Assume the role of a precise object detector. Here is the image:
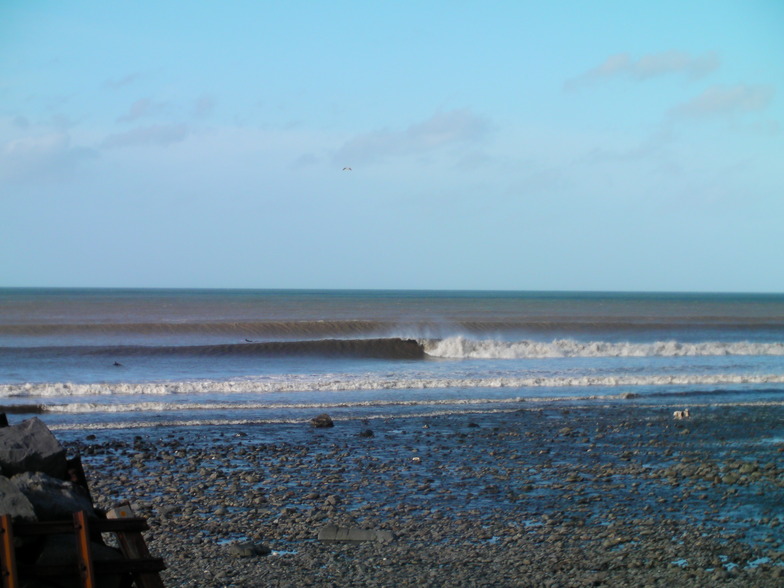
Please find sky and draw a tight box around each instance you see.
[1,1,783,292]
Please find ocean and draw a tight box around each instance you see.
[1,288,783,430]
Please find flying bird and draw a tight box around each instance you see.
[342,167,352,171]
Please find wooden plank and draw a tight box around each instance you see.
[73,511,96,588]
[106,508,165,588]
[13,518,150,536]
[18,559,165,577]
[95,559,166,574]
[0,515,19,588]
[92,519,151,533]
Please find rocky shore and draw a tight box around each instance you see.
[59,404,784,586]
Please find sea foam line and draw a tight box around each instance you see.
[43,399,784,431]
[422,337,784,359]
[39,397,536,413]
[3,373,784,398]
[26,389,761,414]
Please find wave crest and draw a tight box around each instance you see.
[422,337,784,359]
[4,372,784,399]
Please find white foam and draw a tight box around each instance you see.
[4,372,784,399]
[421,337,784,359]
[42,397,532,413]
[41,399,784,430]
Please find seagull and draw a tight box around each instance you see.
[342,167,352,171]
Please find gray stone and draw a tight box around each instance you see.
[317,524,394,544]
[0,475,37,522]
[226,542,272,557]
[11,471,95,521]
[310,413,334,428]
[0,418,67,479]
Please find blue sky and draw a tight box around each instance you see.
[1,1,782,292]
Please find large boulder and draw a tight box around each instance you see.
[0,418,67,479]
[310,413,334,428]
[0,475,37,522]
[11,472,95,521]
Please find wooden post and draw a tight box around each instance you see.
[73,511,96,588]
[106,507,165,588]
[0,515,19,588]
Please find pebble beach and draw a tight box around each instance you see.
[59,403,784,587]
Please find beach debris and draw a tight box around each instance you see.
[317,524,393,544]
[673,409,690,420]
[411,456,422,464]
[310,413,334,428]
[358,429,374,438]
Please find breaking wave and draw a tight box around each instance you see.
[4,372,784,399]
[422,337,784,359]
[5,337,782,363]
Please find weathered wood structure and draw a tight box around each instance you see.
[0,414,165,587]
[0,509,165,588]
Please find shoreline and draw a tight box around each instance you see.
[61,405,784,586]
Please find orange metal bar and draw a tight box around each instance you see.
[73,511,95,588]
[0,515,19,588]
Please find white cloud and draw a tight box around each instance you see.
[335,109,490,165]
[116,98,170,123]
[565,51,719,90]
[671,84,774,117]
[0,132,97,183]
[102,124,189,148]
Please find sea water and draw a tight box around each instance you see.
[1,288,783,430]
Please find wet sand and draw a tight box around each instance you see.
[63,404,784,586]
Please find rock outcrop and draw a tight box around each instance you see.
[11,471,95,520]
[0,417,67,479]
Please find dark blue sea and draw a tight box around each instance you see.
[1,288,783,431]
